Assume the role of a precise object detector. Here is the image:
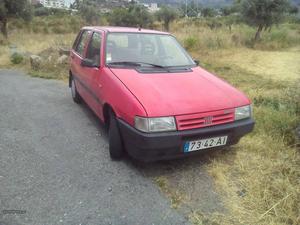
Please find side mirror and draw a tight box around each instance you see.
[81,58,98,67]
[194,59,200,66]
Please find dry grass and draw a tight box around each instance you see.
[172,19,300,51]
[213,47,300,82]
[0,32,76,80]
[200,136,300,225]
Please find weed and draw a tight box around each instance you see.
[10,53,24,64]
[154,176,185,209]
[184,36,199,51]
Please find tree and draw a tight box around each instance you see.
[201,7,217,17]
[0,0,33,38]
[288,5,299,15]
[220,5,238,16]
[155,6,178,31]
[179,0,201,17]
[108,5,152,28]
[80,4,101,24]
[72,0,102,24]
[240,0,290,41]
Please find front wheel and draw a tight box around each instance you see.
[108,112,124,160]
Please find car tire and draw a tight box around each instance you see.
[71,76,81,104]
[108,111,124,160]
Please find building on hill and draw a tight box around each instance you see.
[28,0,41,5]
[36,0,67,9]
[142,3,159,12]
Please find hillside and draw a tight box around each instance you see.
[140,0,300,7]
[140,0,233,7]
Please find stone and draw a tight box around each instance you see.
[57,55,68,64]
[30,55,42,70]
[59,47,70,56]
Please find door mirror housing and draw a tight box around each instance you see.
[81,58,98,67]
[194,59,200,66]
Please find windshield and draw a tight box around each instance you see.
[106,32,195,67]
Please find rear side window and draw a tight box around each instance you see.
[75,30,90,56]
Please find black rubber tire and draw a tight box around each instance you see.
[70,76,81,104]
[108,112,124,160]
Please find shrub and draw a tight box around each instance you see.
[10,19,25,29]
[52,26,66,34]
[10,53,24,64]
[184,36,198,51]
[34,7,51,16]
[43,26,49,34]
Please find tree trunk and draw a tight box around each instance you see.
[164,20,170,31]
[0,18,8,39]
[254,25,263,42]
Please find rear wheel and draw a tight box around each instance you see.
[108,111,124,160]
[71,76,81,104]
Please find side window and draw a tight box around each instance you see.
[72,31,82,49]
[75,30,90,56]
[86,32,102,67]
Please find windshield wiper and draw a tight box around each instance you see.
[136,62,166,68]
[107,61,141,67]
[107,61,166,69]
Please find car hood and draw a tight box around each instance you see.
[110,67,250,117]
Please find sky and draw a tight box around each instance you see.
[65,0,75,6]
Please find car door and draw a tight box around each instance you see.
[81,31,104,119]
[70,29,92,103]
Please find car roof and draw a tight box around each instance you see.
[82,26,170,35]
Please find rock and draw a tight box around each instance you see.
[30,55,42,70]
[237,189,247,197]
[57,55,68,64]
[47,55,52,62]
[59,47,70,56]
[38,47,56,59]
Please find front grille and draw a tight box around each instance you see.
[176,109,235,131]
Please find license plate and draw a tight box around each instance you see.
[183,136,228,153]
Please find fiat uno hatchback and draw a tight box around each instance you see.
[69,26,255,161]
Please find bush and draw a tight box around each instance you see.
[34,7,51,16]
[10,53,24,64]
[108,5,153,28]
[183,36,198,51]
[10,19,25,29]
[52,26,66,34]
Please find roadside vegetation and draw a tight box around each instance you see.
[0,0,299,224]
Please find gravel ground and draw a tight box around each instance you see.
[0,70,191,225]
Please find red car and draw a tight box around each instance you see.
[69,26,254,161]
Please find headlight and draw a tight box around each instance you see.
[235,105,252,120]
[135,116,176,132]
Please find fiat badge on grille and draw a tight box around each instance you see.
[204,116,213,125]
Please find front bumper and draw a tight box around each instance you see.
[118,118,255,162]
